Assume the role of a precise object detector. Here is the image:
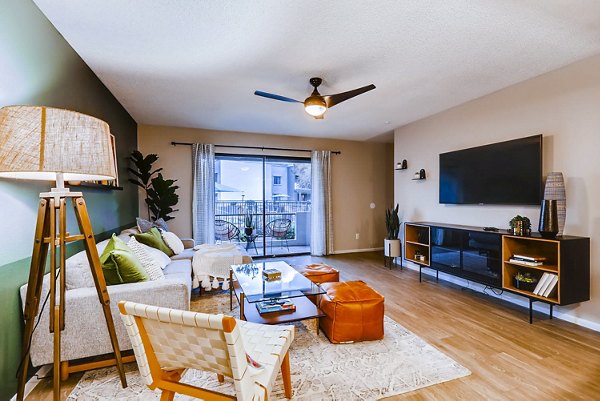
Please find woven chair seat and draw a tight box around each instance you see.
[119,301,294,401]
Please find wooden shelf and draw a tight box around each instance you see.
[404,223,431,267]
[67,182,123,191]
[502,235,590,308]
[503,284,559,304]
[504,261,558,273]
[405,240,429,247]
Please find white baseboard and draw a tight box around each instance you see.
[403,261,600,333]
[332,247,384,254]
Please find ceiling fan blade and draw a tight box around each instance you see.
[324,84,376,108]
[254,91,301,103]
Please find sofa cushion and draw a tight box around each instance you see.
[65,238,111,290]
[163,259,192,294]
[134,227,174,256]
[127,237,165,281]
[163,259,191,276]
[162,231,185,255]
[170,248,195,261]
[100,234,149,285]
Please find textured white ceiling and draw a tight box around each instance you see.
[33,1,600,142]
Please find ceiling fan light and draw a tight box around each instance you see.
[304,96,327,117]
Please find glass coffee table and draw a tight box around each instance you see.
[229,261,325,333]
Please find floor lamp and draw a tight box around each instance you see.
[0,106,127,400]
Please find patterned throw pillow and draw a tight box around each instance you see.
[138,242,171,269]
[136,217,169,233]
[127,237,165,281]
[161,231,185,255]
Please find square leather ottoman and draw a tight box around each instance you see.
[319,281,384,343]
[296,263,340,284]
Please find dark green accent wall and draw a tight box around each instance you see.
[0,1,138,399]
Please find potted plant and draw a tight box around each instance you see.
[129,150,179,221]
[514,271,538,292]
[509,215,531,236]
[384,204,401,258]
[244,212,254,236]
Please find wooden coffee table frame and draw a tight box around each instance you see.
[229,268,325,334]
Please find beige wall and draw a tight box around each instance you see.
[394,54,600,327]
[138,125,393,252]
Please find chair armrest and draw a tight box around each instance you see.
[181,238,195,249]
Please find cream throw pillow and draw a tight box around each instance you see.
[162,231,185,255]
[127,237,165,281]
[138,241,171,269]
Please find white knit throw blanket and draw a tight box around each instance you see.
[192,244,246,290]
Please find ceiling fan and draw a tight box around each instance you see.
[254,77,376,119]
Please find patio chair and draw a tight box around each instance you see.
[215,219,241,242]
[118,301,294,401]
[266,218,291,251]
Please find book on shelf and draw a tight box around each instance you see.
[509,258,544,266]
[512,254,547,262]
[535,273,557,296]
[542,275,559,297]
[256,299,296,314]
[532,273,551,295]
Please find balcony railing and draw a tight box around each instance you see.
[215,200,311,244]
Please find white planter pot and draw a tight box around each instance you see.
[384,239,401,257]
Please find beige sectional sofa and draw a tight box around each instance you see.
[19,230,195,371]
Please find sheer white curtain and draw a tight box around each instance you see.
[311,150,333,255]
[192,144,215,245]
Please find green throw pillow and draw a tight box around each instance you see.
[133,227,174,256]
[100,234,149,285]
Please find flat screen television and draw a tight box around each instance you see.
[439,135,542,205]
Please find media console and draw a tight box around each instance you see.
[404,222,590,323]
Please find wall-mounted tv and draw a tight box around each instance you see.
[439,135,542,205]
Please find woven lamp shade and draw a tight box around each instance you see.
[0,105,116,181]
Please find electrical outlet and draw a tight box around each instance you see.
[355,233,360,240]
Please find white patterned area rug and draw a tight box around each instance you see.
[68,292,470,401]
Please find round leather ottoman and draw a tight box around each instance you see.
[296,263,340,284]
[319,281,384,344]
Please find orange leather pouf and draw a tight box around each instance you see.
[319,281,384,343]
[296,263,340,284]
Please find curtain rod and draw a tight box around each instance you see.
[170,141,341,155]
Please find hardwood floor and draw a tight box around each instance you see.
[27,251,600,400]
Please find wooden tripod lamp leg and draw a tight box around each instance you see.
[17,199,51,401]
[72,197,127,388]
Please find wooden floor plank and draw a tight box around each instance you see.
[26,251,600,400]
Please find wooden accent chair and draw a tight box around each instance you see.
[215,220,241,242]
[118,301,294,400]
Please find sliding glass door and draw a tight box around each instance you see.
[214,154,311,257]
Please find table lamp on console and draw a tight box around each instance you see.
[0,106,127,401]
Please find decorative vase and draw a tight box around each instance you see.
[244,227,253,236]
[384,239,401,257]
[543,172,566,235]
[539,199,559,239]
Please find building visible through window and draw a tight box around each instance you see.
[273,175,282,185]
